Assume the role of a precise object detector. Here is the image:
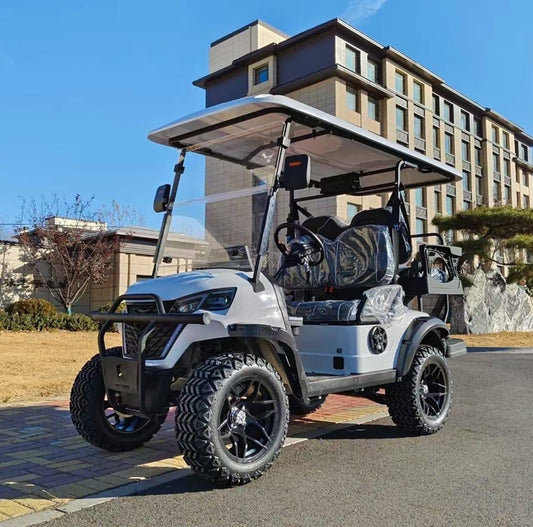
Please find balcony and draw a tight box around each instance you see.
[504,176,511,187]
[493,172,501,183]
[445,153,455,166]
[476,194,484,205]
[434,147,441,160]
[462,160,471,171]
[463,190,472,202]
[475,165,483,177]
[446,184,456,197]
[414,137,426,152]
[396,129,408,144]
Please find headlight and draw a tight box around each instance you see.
[170,288,236,314]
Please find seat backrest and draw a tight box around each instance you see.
[301,215,348,240]
[325,225,395,288]
[350,201,412,265]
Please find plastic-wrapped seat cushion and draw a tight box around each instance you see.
[287,300,360,323]
[325,225,395,288]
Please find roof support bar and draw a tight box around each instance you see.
[152,148,186,278]
[251,118,292,291]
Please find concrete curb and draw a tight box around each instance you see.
[0,410,390,527]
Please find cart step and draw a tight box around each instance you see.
[306,369,396,397]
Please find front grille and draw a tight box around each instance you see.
[123,301,180,359]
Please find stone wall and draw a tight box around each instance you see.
[450,270,533,334]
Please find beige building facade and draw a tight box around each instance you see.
[194,19,533,266]
[0,226,205,314]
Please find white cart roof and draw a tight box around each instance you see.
[148,94,460,193]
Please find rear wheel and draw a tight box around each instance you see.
[70,349,168,452]
[289,395,327,415]
[175,353,289,486]
[386,345,452,435]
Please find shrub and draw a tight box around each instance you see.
[0,310,10,330]
[60,313,98,332]
[6,298,58,317]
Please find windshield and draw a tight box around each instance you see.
[165,159,276,274]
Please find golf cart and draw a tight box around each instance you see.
[71,95,466,485]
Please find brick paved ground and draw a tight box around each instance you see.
[0,395,385,522]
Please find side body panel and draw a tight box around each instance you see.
[294,310,429,375]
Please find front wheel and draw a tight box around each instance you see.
[70,349,168,452]
[386,345,452,435]
[175,353,289,486]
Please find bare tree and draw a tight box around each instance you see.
[17,195,138,313]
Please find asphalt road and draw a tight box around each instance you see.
[44,351,532,527]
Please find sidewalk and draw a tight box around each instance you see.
[0,394,386,522]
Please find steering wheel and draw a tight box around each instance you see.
[273,222,325,267]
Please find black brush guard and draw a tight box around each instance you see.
[92,293,210,418]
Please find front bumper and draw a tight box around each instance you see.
[93,293,210,417]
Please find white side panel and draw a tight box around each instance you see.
[295,310,428,375]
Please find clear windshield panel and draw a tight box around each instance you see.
[167,158,274,273]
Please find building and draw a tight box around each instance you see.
[0,222,206,313]
[192,19,533,264]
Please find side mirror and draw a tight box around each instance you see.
[153,184,171,213]
[281,154,310,191]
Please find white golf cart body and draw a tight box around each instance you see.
[94,94,465,415]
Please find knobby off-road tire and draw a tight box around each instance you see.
[288,394,327,415]
[386,345,453,435]
[70,348,167,452]
[175,353,289,486]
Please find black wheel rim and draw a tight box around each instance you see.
[217,376,279,464]
[418,361,449,421]
[102,397,150,434]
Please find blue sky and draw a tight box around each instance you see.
[1,0,532,236]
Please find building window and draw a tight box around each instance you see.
[502,131,509,149]
[433,127,440,149]
[522,144,529,161]
[253,64,269,85]
[493,181,500,201]
[367,59,379,82]
[462,141,470,161]
[523,195,529,208]
[416,218,426,236]
[503,159,510,177]
[413,81,424,104]
[523,171,529,187]
[474,117,482,137]
[395,71,406,94]
[503,185,510,204]
[460,111,470,131]
[492,153,500,173]
[345,45,360,73]
[415,187,425,207]
[492,125,499,144]
[475,147,482,167]
[396,106,407,131]
[446,195,454,216]
[462,170,471,191]
[463,200,472,210]
[434,191,442,214]
[433,94,440,116]
[444,133,454,154]
[476,176,483,196]
[368,96,379,121]
[414,115,425,139]
[346,86,357,111]
[443,101,453,123]
[347,202,361,220]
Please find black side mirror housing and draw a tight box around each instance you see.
[281,154,310,191]
[153,184,171,213]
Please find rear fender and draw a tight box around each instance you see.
[396,317,449,379]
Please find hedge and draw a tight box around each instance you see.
[0,299,98,331]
